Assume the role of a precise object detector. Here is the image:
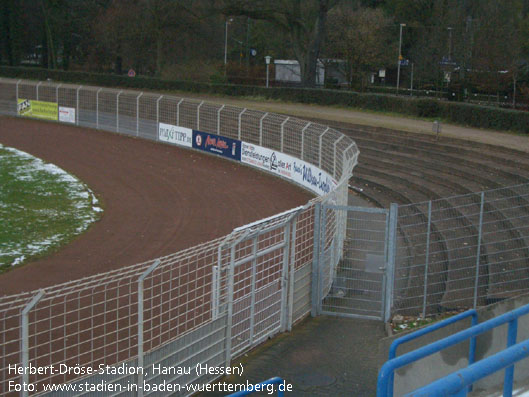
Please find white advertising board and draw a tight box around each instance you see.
[58,107,76,124]
[158,123,192,147]
[241,141,337,196]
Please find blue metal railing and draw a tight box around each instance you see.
[377,303,529,397]
[387,310,478,396]
[226,377,286,396]
[405,338,529,396]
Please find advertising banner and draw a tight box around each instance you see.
[17,99,58,121]
[192,130,241,161]
[159,123,192,148]
[58,107,76,124]
[241,141,337,196]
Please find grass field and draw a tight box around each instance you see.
[0,144,102,273]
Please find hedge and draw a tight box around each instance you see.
[1,66,528,133]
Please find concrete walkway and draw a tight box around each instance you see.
[203,316,386,396]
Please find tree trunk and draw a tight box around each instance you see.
[301,0,329,87]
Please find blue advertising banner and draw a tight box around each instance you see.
[192,130,241,161]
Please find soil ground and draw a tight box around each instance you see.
[0,117,312,296]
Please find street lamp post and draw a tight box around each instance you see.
[265,56,272,88]
[396,23,406,94]
[224,18,233,75]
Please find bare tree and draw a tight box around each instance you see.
[325,5,395,90]
[219,0,339,87]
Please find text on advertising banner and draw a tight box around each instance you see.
[159,123,193,147]
[17,99,58,121]
[58,107,76,124]
[241,141,337,196]
[192,130,241,161]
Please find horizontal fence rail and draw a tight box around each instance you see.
[0,78,357,396]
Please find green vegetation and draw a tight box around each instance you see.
[2,65,528,133]
[0,144,102,273]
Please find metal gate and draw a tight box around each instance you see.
[316,204,397,321]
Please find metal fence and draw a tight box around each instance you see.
[393,184,529,318]
[0,78,358,396]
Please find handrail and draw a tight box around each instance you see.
[404,338,529,396]
[377,303,529,397]
[226,377,286,396]
[387,310,478,396]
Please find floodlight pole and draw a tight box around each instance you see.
[396,23,406,95]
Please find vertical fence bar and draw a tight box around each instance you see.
[422,200,432,318]
[333,135,345,179]
[116,90,123,132]
[156,95,163,138]
[317,207,328,315]
[249,236,258,345]
[136,92,143,136]
[280,117,289,153]
[16,79,21,109]
[76,86,82,126]
[36,81,42,100]
[176,98,184,126]
[300,122,311,161]
[385,203,398,322]
[55,83,61,104]
[473,191,485,309]
[137,260,161,397]
[237,108,247,140]
[197,100,204,130]
[21,290,45,397]
[287,215,298,331]
[96,88,102,129]
[311,203,322,317]
[225,245,236,366]
[217,104,225,134]
[280,222,292,332]
[319,128,329,169]
[259,113,268,146]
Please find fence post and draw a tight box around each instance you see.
[96,88,102,129]
[36,81,42,100]
[156,95,163,139]
[422,200,432,318]
[237,108,247,140]
[311,202,322,317]
[280,221,292,332]
[177,98,184,126]
[225,245,236,367]
[137,259,161,397]
[21,290,45,397]
[473,191,485,309]
[55,83,61,105]
[136,92,143,137]
[217,104,225,135]
[319,128,329,169]
[300,122,311,160]
[116,90,123,132]
[280,117,289,153]
[317,207,328,314]
[76,86,82,126]
[385,203,398,323]
[259,113,268,146]
[16,79,21,110]
[249,236,258,344]
[197,100,204,130]
[288,214,298,330]
[333,135,345,179]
